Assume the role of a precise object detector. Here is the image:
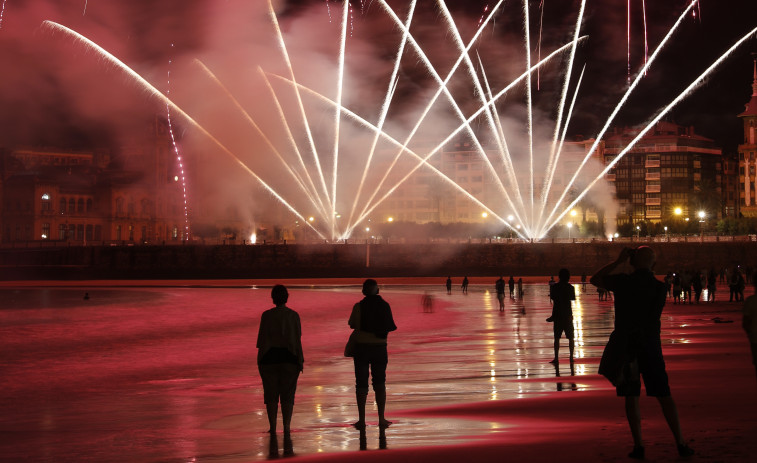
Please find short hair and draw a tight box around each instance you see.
[271,284,289,305]
[633,246,655,269]
[362,279,379,296]
[558,268,570,281]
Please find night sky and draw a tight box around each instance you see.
[0,0,755,153]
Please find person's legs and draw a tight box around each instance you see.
[369,345,391,427]
[266,402,278,434]
[624,396,644,458]
[353,351,370,429]
[551,336,560,363]
[278,364,300,434]
[259,365,280,433]
[551,325,561,363]
[656,396,684,444]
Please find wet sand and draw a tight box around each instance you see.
[0,279,754,462]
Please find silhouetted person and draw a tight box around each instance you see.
[730,270,739,302]
[591,247,693,459]
[581,273,587,291]
[547,268,575,364]
[495,277,506,311]
[508,276,515,297]
[692,270,703,304]
[83,292,89,300]
[743,272,757,382]
[707,269,717,303]
[421,292,434,313]
[517,277,523,298]
[461,276,469,294]
[257,285,304,436]
[672,272,682,304]
[445,276,452,294]
[349,279,397,430]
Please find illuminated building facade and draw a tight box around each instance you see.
[603,121,723,225]
[737,57,757,217]
[0,117,188,244]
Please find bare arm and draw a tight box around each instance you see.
[590,248,631,288]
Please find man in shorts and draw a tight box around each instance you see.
[591,246,693,460]
[547,268,575,364]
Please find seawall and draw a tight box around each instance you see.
[0,241,754,280]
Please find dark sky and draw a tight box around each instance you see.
[0,0,755,153]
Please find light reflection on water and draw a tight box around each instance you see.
[0,282,622,461]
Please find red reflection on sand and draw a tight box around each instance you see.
[0,280,755,462]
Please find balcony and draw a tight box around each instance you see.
[645,160,661,168]
[645,198,661,206]
[645,172,661,180]
[693,173,701,181]
[693,160,701,168]
[646,209,662,218]
[645,184,661,193]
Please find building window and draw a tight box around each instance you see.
[41,223,50,239]
[86,225,93,241]
[115,225,122,241]
[77,198,84,213]
[41,193,51,211]
[68,224,75,240]
[58,224,66,240]
[172,226,179,239]
[69,198,76,213]
[76,224,84,241]
[60,198,66,214]
[141,226,147,242]
[116,198,124,215]
[86,199,93,212]
[128,225,134,241]
[94,225,102,241]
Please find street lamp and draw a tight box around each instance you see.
[567,222,573,239]
[664,226,668,241]
[698,210,706,241]
[635,225,640,239]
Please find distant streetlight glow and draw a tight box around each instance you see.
[674,207,683,216]
[308,216,314,222]
[387,217,394,222]
[481,212,488,218]
[570,209,577,217]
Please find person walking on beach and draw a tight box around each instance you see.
[348,279,397,430]
[591,247,693,459]
[672,272,682,305]
[446,276,452,295]
[517,277,523,299]
[461,276,469,294]
[706,269,717,303]
[743,272,757,382]
[495,276,506,311]
[692,270,703,304]
[257,285,304,436]
[547,268,575,364]
[508,276,516,298]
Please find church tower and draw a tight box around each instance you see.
[738,55,757,216]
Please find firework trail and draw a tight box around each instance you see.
[545,23,757,234]
[41,20,327,240]
[0,0,7,30]
[166,44,191,240]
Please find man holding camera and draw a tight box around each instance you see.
[591,246,693,459]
